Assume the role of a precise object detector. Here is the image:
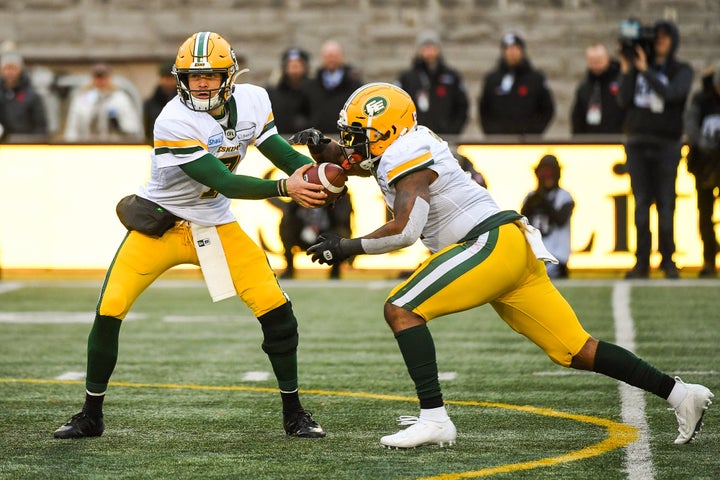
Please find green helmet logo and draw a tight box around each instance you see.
[363,96,388,117]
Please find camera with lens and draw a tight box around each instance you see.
[618,18,655,61]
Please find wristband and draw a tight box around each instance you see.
[277,178,289,197]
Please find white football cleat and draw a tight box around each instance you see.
[671,377,714,444]
[380,415,457,449]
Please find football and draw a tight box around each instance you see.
[303,163,347,203]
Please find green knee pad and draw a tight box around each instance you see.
[258,303,299,356]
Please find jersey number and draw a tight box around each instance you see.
[199,155,241,199]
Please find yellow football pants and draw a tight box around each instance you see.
[387,222,590,367]
[97,221,288,320]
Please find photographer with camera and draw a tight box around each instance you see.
[684,64,720,277]
[617,19,694,279]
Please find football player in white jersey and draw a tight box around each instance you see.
[293,82,712,449]
[54,32,326,440]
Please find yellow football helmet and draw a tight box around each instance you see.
[173,31,239,112]
[337,82,417,170]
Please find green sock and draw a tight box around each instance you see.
[394,324,443,406]
[593,340,676,399]
[86,315,122,394]
[268,353,299,392]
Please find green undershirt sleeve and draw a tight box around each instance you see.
[257,134,314,175]
[180,153,282,199]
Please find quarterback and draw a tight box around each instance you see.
[294,82,713,449]
[54,32,326,439]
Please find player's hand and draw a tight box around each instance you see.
[307,233,348,265]
[288,128,330,147]
[286,164,327,208]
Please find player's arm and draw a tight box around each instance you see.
[307,169,434,264]
[257,133,313,175]
[180,153,325,207]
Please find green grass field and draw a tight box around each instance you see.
[0,278,718,479]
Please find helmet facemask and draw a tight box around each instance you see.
[337,120,388,171]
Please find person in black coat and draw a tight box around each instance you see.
[617,20,693,279]
[306,40,362,135]
[571,43,626,135]
[0,51,48,139]
[396,30,468,135]
[478,33,555,136]
[142,60,177,145]
[684,64,720,277]
[267,47,314,134]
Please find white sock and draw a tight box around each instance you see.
[667,380,689,408]
[419,405,450,422]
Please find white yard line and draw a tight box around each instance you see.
[612,282,655,480]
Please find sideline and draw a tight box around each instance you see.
[612,282,655,479]
[1,377,638,479]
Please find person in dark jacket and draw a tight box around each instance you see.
[684,64,720,277]
[571,43,626,135]
[266,47,312,134]
[306,40,362,135]
[617,20,693,279]
[0,51,48,139]
[142,60,177,145]
[478,32,555,136]
[396,30,468,135]
[267,47,313,134]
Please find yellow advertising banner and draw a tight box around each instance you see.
[0,144,708,272]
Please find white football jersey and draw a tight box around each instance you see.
[375,126,502,253]
[139,84,277,226]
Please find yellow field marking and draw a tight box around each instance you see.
[1,377,638,479]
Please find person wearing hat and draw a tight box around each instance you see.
[617,19,693,279]
[478,32,555,136]
[521,154,575,278]
[142,59,177,145]
[267,47,313,134]
[684,63,720,277]
[0,50,48,139]
[64,62,143,142]
[395,29,469,135]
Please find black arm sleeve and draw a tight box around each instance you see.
[179,153,282,199]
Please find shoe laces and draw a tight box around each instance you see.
[396,415,420,426]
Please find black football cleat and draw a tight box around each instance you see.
[53,410,104,439]
[283,410,326,438]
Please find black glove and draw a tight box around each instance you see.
[307,233,348,265]
[288,128,330,147]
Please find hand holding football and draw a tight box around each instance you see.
[303,163,347,203]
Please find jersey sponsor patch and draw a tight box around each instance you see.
[208,132,224,149]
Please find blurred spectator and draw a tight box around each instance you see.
[142,60,176,145]
[267,47,313,134]
[617,20,693,279]
[396,30,468,135]
[571,43,626,135]
[307,39,362,135]
[684,64,720,277]
[0,51,48,139]
[521,154,575,279]
[64,62,143,142]
[278,195,353,280]
[478,32,555,136]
